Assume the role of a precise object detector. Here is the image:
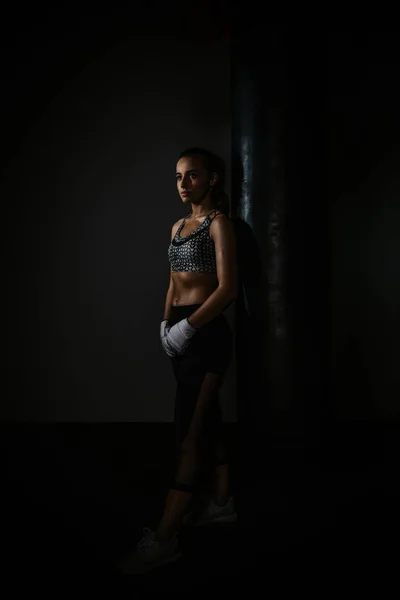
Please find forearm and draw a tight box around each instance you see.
[187,286,236,329]
[163,286,175,321]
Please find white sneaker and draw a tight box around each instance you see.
[183,496,237,527]
[118,527,182,575]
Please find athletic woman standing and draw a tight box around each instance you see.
[121,147,238,574]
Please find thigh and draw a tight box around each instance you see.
[172,318,230,454]
[174,368,223,452]
[194,316,233,376]
[185,371,223,441]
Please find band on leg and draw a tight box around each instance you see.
[170,481,197,495]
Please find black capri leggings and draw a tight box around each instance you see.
[169,304,233,495]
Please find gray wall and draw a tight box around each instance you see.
[5,25,236,421]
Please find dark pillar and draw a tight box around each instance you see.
[229,16,335,534]
[229,22,293,529]
[231,22,291,448]
[230,19,331,488]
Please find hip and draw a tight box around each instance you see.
[169,303,230,333]
[170,305,233,375]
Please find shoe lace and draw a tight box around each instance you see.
[137,527,156,552]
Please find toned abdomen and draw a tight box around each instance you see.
[171,272,218,306]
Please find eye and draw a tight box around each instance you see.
[190,173,197,179]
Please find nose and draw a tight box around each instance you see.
[180,174,191,190]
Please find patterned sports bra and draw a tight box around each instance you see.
[168,209,219,273]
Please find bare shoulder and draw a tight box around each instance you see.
[210,211,235,242]
[210,211,233,231]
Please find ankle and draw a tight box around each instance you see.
[211,493,230,507]
[155,529,175,544]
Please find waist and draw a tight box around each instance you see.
[169,302,231,327]
[170,302,222,323]
[170,303,203,318]
[171,273,218,305]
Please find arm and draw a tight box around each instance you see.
[187,215,238,329]
[163,265,175,321]
[163,222,178,321]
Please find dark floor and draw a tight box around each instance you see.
[2,420,400,589]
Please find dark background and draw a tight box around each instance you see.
[4,6,236,422]
[3,5,400,585]
[285,27,400,431]
[327,30,400,421]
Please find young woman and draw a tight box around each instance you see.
[120,147,238,574]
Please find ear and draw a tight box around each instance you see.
[209,172,218,187]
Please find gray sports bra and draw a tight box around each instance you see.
[168,209,219,273]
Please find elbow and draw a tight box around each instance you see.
[219,284,238,302]
[228,277,239,301]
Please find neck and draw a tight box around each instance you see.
[190,204,215,219]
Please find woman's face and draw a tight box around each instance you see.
[176,156,216,206]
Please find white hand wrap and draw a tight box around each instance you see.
[160,320,175,357]
[165,318,197,356]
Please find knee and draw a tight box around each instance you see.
[180,437,197,458]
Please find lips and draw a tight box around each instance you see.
[181,191,190,196]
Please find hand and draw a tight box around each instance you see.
[165,318,197,356]
[160,320,176,357]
